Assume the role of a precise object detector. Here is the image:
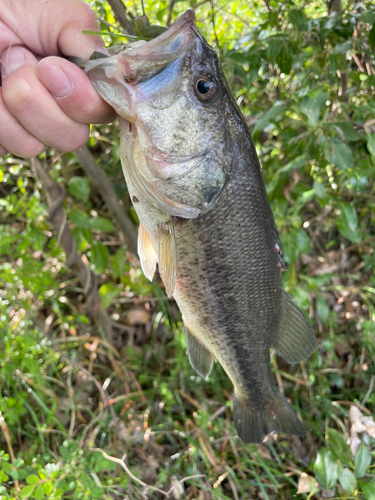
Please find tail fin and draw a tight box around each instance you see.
[233,391,305,443]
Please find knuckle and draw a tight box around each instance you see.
[3,75,36,114]
[55,125,89,152]
[20,141,46,158]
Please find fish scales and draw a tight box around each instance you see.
[174,142,282,402]
[83,8,316,443]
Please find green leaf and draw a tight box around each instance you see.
[360,481,375,500]
[0,470,9,482]
[327,428,351,465]
[12,458,24,468]
[92,486,106,498]
[34,483,44,499]
[9,467,19,480]
[89,241,109,274]
[99,283,121,309]
[26,474,40,485]
[313,448,339,490]
[339,468,357,495]
[20,485,36,498]
[276,42,293,74]
[329,53,347,72]
[359,11,375,24]
[333,121,362,142]
[267,39,283,64]
[313,178,328,200]
[369,22,375,50]
[253,103,286,134]
[333,41,351,54]
[288,9,306,31]
[354,443,372,478]
[68,176,90,203]
[112,248,127,278]
[317,294,329,322]
[69,208,92,229]
[336,202,361,244]
[276,155,307,176]
[366,133,375,161]
[90,217,116,232]
[43,481,53,495]
[281,228,311,265]
[300,90,329,127]
[327,141,353,170]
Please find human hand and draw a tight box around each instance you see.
[0,0,117,158]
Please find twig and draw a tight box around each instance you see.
[166,0,176,27]
[91,448,169,496]
[362,375,375,406]
[332,400,373,415]
[0,411,20,497]
[227,475,240,500]
[178,389,205,411]
[74,147,138,254]
[169,474,205,487]
[106,0,135,35]
[338,235,375,256]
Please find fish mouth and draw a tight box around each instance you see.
[84,9,198,86]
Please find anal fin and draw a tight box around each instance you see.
[158,220,177,298]
[138,224,157,281]
[273,289,317,364]
[184,322,213,380]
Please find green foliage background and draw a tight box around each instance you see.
[0,0,375,498]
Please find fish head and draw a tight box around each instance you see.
[85,10,244,218]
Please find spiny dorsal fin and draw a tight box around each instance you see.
[273,289,317,364]
[184,321,214,380]
[158,220,177,297]
[138,224,157,281]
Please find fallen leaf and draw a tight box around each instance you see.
[170,476,184,500]
[125,309,151,325]
[297,473,319,494]
[350,436,362,457]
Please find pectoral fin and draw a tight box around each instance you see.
[138,224,157,281]
[184,322,213,380]
[158,221,178,297]
[273,289,317,364]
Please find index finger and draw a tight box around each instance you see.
[0,0,105,59]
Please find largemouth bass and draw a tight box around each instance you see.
[83,10,316,443]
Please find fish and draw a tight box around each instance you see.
[83,9,317,443]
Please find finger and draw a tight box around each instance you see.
[1,0,106,59]
[0,145,9,157]
[0,87,45,158]
[37,57,116,124]
[2,63,90,153]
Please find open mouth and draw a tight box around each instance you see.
[84,9,198,85]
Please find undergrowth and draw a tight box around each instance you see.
[1,0,375,498]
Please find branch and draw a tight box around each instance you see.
[74,146,138,255]
[31,158,115,341]
[106,0,136,35]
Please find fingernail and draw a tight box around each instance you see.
[2,50,25,76]
[38,64,72,99]
[94,45,110,56]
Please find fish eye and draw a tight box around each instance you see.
[193,76,216,101]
